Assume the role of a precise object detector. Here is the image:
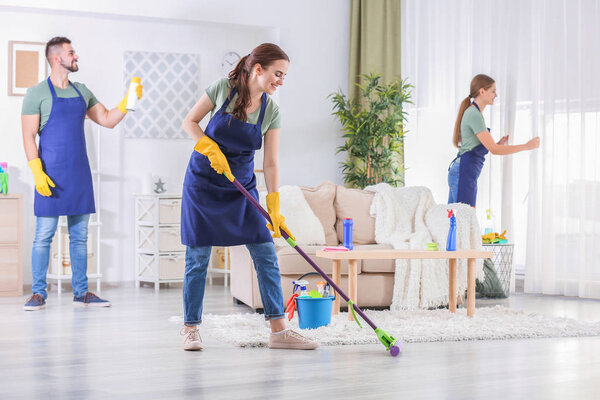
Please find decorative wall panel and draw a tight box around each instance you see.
[123,51,200,139]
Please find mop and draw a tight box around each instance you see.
[225,172,402,356]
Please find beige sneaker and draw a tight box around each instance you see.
[268,329,319,350]
[181,327,203,351]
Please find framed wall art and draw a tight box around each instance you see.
[8,41,48,96]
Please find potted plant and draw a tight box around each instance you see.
[330,73,412,188]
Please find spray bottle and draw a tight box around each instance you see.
[484,209,495,235]
[446,209,457,251]
[293,279,310,298]
[125,77,142,112]
[342,218,354,250]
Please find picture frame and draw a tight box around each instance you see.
[8,41,48,96]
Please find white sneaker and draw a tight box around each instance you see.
[181,327,203,351]
[268,329,319,350]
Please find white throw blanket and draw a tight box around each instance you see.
[366,183,483,310]
[259,185,326,246]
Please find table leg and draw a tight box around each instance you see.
[448,258,457,313]
[332,259,341,315]
[467,258,476,317]
[348,259,358,321]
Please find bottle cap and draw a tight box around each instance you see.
[344,217,353,220]
[131,77,141,84]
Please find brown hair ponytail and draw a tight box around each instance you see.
[227,43,289,122]
[452,74,495,148]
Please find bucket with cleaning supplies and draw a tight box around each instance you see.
[286,272,335,329]
[296,295,335,329]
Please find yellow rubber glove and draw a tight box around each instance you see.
[117,77,143,114]
[28,158,55,197]
[481,232,496,242]
[193,136,234,182]
[266,192,296,240]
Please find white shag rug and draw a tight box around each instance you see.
[169,306,600,347]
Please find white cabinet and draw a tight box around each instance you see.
[135,195,185,290]
[0,194,23,296]
[134,194,230,290]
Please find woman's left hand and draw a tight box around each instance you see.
[496,135,509,145]
[266,192,296,240]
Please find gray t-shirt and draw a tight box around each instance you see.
[458,105,487,155]
[205,78,281,135]
[21,80,99,133]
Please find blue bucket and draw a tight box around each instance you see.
[296,296,334,329]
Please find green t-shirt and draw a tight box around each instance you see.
[205,78,281,135]
[458,106,487,155]
[21,80,99,133]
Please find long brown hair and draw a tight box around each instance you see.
[227,43,289,122]
[452,74,495,148]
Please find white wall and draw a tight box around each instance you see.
[0,0,350,284]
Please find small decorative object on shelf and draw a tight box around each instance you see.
[154,178,166,194]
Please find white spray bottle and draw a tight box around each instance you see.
[125,77,142,112]
[293,279,310,298]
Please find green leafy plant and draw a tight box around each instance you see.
[330,73,413,188]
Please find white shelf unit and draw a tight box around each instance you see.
[47,121,102,294]
[208,247,230,287]
[135,194,185,291]
[134,193,230,290]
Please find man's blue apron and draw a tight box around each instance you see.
[35,78,95,217]
[181,88,272,247]
[455,102,489,207]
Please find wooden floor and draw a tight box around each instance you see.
[1,282,600,400]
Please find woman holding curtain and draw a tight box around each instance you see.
[447,74,541,207]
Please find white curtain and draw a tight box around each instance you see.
[402,0,600,298]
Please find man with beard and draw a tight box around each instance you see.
[21,36,142,310]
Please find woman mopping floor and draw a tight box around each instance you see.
[180,43,318,351]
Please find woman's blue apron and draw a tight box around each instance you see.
[181,88,272,247]
[453,102,489,207]
[35,78,95,217]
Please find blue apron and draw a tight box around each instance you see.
[181,88,272,247]
[455,102,489,207]
[35,78,95,217]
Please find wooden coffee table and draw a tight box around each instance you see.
[315,249,492,318]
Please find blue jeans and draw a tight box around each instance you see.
[448,157,461,203]
[183,242,285,325]
[32,214,90,299]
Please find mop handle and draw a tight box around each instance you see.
[230,177,378,331]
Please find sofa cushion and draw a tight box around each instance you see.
[301,181,338,246]
[275,244,362,275]
[353,244,397,273]
[335,186,376,244]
